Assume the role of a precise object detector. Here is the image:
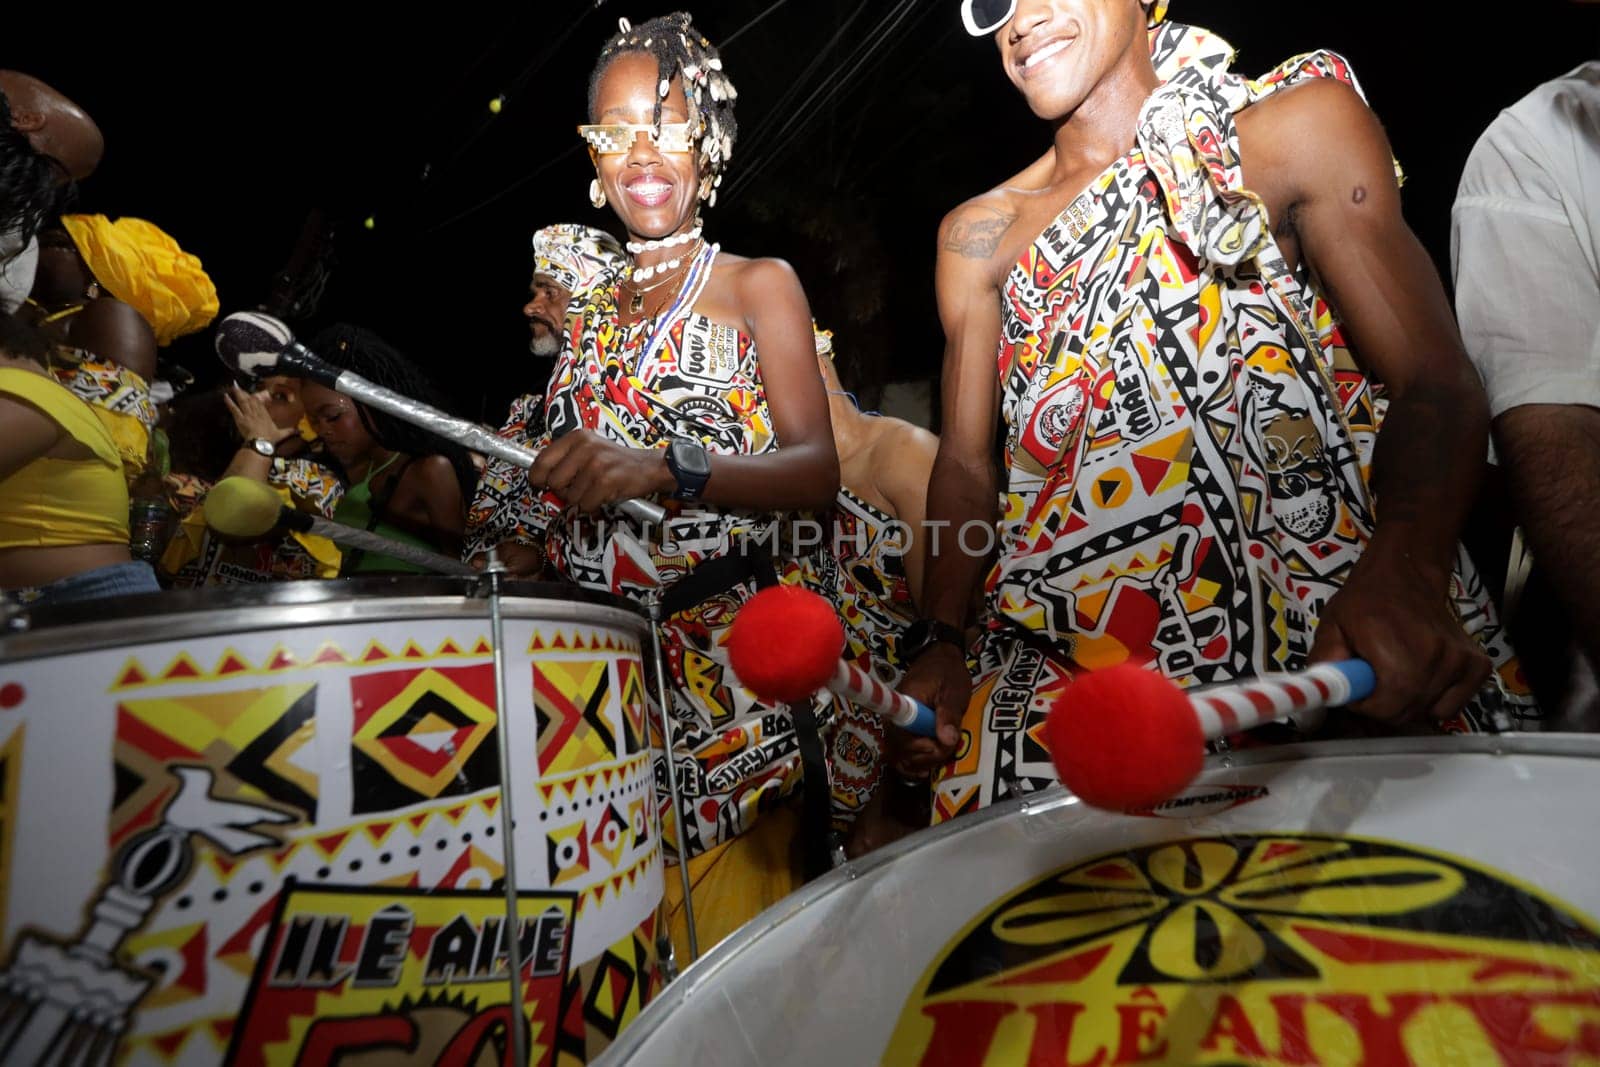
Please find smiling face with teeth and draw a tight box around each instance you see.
[589,52,704,245]
[995,0,1151,122]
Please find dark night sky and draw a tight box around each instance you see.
[18,2,1600,424]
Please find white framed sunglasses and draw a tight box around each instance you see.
[961,0,1016,36]
[577,122,696,156]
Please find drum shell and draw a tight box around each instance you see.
[601,736,1600,1066]
[0,579,664,1065]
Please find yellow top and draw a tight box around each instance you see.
[0,368,129,548]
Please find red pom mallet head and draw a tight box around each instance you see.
[727,586,846,704]
[1045,663,1206,810]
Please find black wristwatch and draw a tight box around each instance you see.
[664,438,712,501]
[902,618,966,663]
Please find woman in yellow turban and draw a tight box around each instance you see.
[23,216,217,484]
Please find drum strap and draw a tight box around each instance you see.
[659,549,837,880]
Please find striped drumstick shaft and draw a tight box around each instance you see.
[1188,660,1375,739]
[828,660,939,737]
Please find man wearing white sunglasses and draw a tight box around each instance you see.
[898,0,1536,817]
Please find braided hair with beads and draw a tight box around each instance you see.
[587,13,738,206]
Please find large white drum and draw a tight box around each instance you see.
[602,736,1600,1066]
[0,578,666,1065]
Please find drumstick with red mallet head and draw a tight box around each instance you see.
[1045,659,1377,811]
[727,586,939,737]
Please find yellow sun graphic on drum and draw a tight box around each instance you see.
[886,834,1600,1066]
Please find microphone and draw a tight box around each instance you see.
[205,476,478,577]
[214,312,666,526]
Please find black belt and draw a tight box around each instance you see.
[658,549,836,880]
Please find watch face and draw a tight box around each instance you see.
[671,440,712,478]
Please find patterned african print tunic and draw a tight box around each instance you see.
[534,253,842,860]
[464,392,546,562]
[52,353,157,482]
[829,486,917,826]
[932,35,1536,823]
[161,458,344,586]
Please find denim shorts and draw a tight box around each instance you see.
[4,560,161,609]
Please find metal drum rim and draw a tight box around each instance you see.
[597,732,1600,1064]
[0,580,651,662]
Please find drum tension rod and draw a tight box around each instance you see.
[647,594,701,966]
[478,552,530,1067]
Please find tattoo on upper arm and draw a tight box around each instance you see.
[1351,186,1368,205]
[943,209,1017,259]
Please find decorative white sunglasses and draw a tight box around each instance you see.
[577,122,696,156]
[961,0,1016,36]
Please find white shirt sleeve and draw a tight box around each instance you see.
[1452,112,1600,416]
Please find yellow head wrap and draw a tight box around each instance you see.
[60,215,219,347]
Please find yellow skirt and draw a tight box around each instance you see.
[663,804,806,965]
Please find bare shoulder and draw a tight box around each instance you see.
[1238,78,1386,171]
[1239,77,1396,230]
[938,149,1060,280]
[869,416,939,484]
[721,254,800,291]
[873,416,939,467]
[939,188,1026,265]
[400,454,460,495]
[72,297,159,381]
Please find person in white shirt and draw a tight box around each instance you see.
[1452,61,1600,724]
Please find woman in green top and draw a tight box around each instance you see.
[301,325,478,575]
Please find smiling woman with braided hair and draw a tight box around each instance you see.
[521,13,844,961]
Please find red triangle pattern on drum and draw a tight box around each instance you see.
[116,660,148,687]
[1085,863,1136,881]
[1260,842,1303,863]
[267,647,297,670]
[473,638,492,655]
[312,643,347,665]
[216,652,250,676]
[150,1028,191,1058]
[996,943,1114,987]
[1292,925,1575,982]
[162,654,202,681]
[314,831,350,858]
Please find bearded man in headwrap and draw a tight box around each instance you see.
[464,222,624,573]
[898,0,1538,820]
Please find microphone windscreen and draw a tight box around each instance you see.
[206,476,288,539]
[215,311,294,380]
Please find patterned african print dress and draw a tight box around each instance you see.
[932,34,1537,823]
[534,246,842,860]
[464,392,546,562]
[52,353,158,482]
[161,458,344,585]
[829,486,918,827]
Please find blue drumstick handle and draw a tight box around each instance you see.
[1329,659,1377,703]
[902,698,939,738]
